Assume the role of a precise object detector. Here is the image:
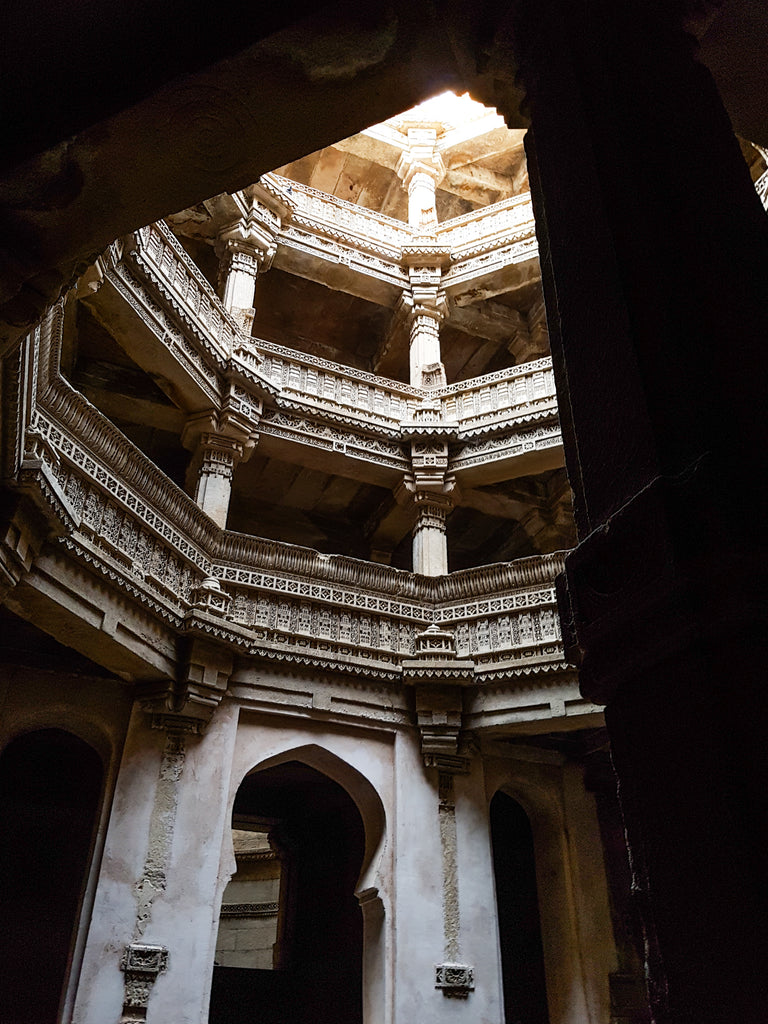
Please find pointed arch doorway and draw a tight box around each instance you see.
[210,759,367,1024]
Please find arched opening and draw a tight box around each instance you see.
[490,790,549,1024]
[0,728,104,1024]
[209,759,366,1024]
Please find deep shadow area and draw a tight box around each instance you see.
[490,790,549,1024]
[209,760,365,1024]
[0,729,103,1024]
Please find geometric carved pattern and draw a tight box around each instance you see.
[219,902,280,918]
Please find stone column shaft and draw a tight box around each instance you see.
[222,252,258,309]
[408,307,443,386]
[192,433,244,529]
[413,492,452,576]
[220,248,260,331]
[407,170,439,233]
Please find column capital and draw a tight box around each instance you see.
[181,405,260,462]
[217,209,278,273]
[395,127,446,191]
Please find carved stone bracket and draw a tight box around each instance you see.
[402,624,475,760]
[120,943,168,1023]
[435,963,474,999]
[138,631,234,734]
[182,408,260,528]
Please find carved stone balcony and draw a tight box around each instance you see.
[258,174,540,310]
[81,220,563,489]
[0,301,598,735]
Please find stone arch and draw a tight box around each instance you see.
[0,713,114,772]
[242,742,387,894]
[212,741,389,1024]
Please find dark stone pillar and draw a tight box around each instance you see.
[506,1,768,1021]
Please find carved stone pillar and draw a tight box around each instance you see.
[507,1,768,1020]
[412,491,453,577]
[397,130,450,387]
[217,199,278,331]
[407,303,444,387]
[403,439,455,576]
[400,247,450,388]
[400,625,483,1008]
[396,127,445,233]
[220,245,261,330]
[72,691,240,1024]
[183,404,259,529]
[190,433,244,529]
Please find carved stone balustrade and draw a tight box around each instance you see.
[434,360,558,433]
[0,303,597,741]
[3,301,584,712]
[436,193,535,256]
[268,174,413,254]
[73,221,565,500]
[257,175,539,311]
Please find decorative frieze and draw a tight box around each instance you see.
[450,421,562,477]
[259,408,408,473]
[24,385,566,680]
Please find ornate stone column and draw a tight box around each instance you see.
[72,698,240,1024]
[397,626,503,1018]
[187,432,245,529]
[507,1,768,1020]
[182,400,260,529]
[396,127,445,233]
[397,129,450,387]
[219,245,261,331]
[412,490,453,577]
[401,439,455,576]
[217,197,280,331]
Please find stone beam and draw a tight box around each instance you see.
[81,273,221,415]
[5,552,177,682]
[445,298,524,343]
[442,164,517,204]
[272,237,406,308]
[451,427,565,487]
[443,249,540,305]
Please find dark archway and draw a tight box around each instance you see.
[0,728,104,1024]
[490,790,549,1024]
[209,760,365,1024]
